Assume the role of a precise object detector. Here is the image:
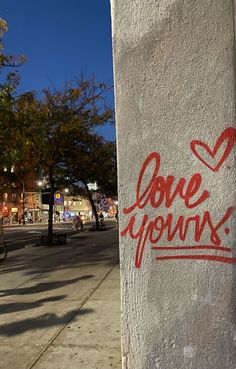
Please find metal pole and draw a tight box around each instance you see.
[22,181,25,225]
[38,186,42,221]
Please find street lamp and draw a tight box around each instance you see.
[21,180,25,225]
[63,188,69,221]
[37,180,43,221]
[64,189,69,208]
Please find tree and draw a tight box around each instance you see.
[0,18,25,73]
[15,76,113,242]
[0,18,26,167]
[0,18,26,224]
[63,134,117,228]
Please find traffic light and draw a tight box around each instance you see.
[41,189,54,205]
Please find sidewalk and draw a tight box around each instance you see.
[0,227,121,369]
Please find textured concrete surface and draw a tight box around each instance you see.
[0,227,121,369]
[111,0,236,368]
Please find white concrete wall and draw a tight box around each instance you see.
[111,0,236,368]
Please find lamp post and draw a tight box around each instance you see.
[64,188,69,219]
[21,180,25,225]
[37,180,43,221]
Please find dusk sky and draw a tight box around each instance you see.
[1,0,115,141]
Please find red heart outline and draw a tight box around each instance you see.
[190,127,236,172]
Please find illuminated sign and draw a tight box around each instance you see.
[54,192,63,204]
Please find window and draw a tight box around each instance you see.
[12,193,17,203]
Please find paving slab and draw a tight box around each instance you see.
[34,345,122,369]
[91,279,121,301]
[51,299,121,349]
[107,266,120,280]
[0,344,45,369]
[32,282,121,369]
[32,263,121,369]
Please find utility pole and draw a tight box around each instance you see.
[21,180,25,225]
[37,180,43,221]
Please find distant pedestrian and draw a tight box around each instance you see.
[19,214,24,225]
[78,213,83,230]
[72,216,79,231]
[115,210,119,227]
[99,212,104,227]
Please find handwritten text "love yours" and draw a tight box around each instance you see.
[121,127,236,268]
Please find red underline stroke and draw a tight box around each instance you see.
[156,254,236,263]
[152,245,232,252]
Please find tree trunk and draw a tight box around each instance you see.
[83,181,99,228]
[48,169,55,243]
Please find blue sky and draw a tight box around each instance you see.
[1,0,115,141]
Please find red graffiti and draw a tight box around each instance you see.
[121,128,236,268]
[190,127,236,172]
[156,255,236,263]
[123,152,209,214]
[121,206,235,268]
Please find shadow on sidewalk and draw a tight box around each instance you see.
[0,275,94,297]
[0,229,119,278]
[0,295,66,314]
[0,229,119,338]
[0,308,94,336]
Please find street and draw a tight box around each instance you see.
[0,224,121,369]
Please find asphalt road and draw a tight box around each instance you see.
[2,220,115,251]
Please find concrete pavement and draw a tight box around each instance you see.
[0,226,121,369]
